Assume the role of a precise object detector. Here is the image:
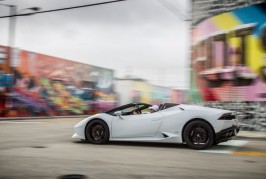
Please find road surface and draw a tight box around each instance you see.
[0,118,265,179]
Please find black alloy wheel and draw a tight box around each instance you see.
[184,120,214,150]
[85,120,109,144]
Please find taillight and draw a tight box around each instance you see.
[218,113,235,120]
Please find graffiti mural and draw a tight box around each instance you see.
[0,46,116,117]
[116,79,187,106]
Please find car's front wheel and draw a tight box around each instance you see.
[183,120,214,150]
[85,120,109,144]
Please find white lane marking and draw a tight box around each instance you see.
[200,140,249,154]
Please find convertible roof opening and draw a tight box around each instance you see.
[104,103,180,115]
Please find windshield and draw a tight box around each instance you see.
[105,103,151,116]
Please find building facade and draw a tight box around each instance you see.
[190,0,266,131]
[115,78,187,106]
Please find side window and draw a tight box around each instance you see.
[121,106,136,113]
[142,108,151,114]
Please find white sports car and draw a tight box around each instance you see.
[72,103,239,149]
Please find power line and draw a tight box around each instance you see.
[157,0,190,21]
[0,0,126,19]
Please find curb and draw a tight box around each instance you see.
[0,115,89,121]
[235,136,266,141]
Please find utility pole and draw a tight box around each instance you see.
[0,2,40,74]
[6,5,16,74]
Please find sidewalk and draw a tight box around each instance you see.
[237,131,266,140]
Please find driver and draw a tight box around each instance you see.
[149,105,159,113]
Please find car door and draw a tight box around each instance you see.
[111,112,164,138]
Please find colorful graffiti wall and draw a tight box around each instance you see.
[0,46,116,117]
[191,3,266,101]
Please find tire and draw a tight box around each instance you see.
[183,120,214,150]
[85,120,109,144]
[213,141,218,146]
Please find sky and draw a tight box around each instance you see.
[0,0,191,89]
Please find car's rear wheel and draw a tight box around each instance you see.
[85,120,109,144]
[184,120,214,150]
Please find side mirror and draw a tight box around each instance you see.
[114,111,123,119]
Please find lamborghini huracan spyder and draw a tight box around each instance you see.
[73,103,239,149]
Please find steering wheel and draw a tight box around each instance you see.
[131,109,141,115]
[135,109,142,114]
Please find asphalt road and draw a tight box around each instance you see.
[0,118,265,179]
